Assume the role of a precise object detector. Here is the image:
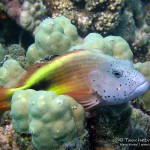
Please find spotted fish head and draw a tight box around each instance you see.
[88,59,150,106]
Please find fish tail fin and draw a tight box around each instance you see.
[0,88,13,111]
[0,85,29,111]
[0,85,28,111]
[0,88,12,100]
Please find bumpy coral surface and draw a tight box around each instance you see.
[27,16,80,64]
[3,0,46,34]
[70,33,133,60]
[0,59,26,88]
[20,0,46,33]
[11,90,85,149]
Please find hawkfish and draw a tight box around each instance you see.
[0,49,149,111]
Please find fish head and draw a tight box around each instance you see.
[88,58,150,106]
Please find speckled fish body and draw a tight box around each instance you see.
[0,50,149,110]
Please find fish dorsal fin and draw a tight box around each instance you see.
[18,62,47,87]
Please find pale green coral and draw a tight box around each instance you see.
[11,90,85,149]
[27,18,133,65]
[70,33,133,60]
[0,59,26,88]
[11,89,35,133]
[134,61,150,81]
[134,61,150,109]
[27,16,80,65]
[83,33,112,55]
[104,35,133,60]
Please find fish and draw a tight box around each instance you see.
[0,49,149,111]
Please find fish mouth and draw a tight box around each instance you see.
[128,80,150,100]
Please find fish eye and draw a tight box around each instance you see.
[112,70,123,78]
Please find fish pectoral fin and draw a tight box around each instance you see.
[78,95,101,110]
[65,89,102,110]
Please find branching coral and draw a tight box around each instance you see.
[45,0,124,35]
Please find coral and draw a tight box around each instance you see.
[26,16,80,65]
[7,44,27,67]
[5,0,22,20]
[145,3,150,26]
[134,61,150,110]
[19,0,46,33]
[0,124,18,149]
[111,0,150,62]
[0,112,35,150]
[11,89,35,133]
[11,90,86,149]
[0,9,149,149]
[134,61,150,81]
[0,59,26,88]
[45,0,124,35]
[104,35,133,60]
[88,104,150,149]
[0,43,5,62]
[70,33,133,60]
[4,0,46,34]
